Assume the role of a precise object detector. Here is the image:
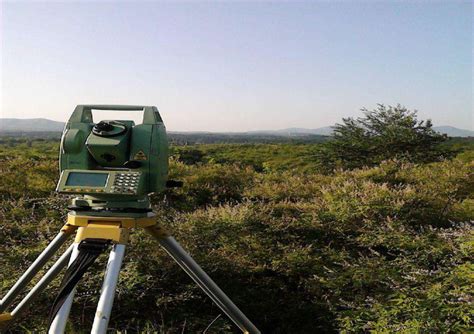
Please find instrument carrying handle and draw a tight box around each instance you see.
[78,105,148,111]
[69,105,163,124]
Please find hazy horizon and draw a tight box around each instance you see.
[1,2,472,131]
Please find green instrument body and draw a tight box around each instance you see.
[57,105,169,213]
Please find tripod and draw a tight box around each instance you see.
[0,212,261,334]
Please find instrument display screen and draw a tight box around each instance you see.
[65,172,109,187]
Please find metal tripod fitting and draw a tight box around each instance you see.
[146,225,261,334]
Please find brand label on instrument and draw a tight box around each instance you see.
[134,150,147,161]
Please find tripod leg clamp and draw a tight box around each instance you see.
[145,225,170,239]
[60,224,78,235]
[0,313,12,323]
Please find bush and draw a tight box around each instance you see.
[316,105,454,172]
[152,159,255,211]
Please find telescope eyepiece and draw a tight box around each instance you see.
[92,121,127,137]
[94,121,114,132]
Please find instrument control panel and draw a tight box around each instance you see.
[56,169,144,196]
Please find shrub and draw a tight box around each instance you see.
[316,105,454,172]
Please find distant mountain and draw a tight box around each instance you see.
[0,118,65,132]
[256,126,473,137]
[433,126,474,137]
[248,127,333,136]
[0,118,472,137]
[278,127,334,136]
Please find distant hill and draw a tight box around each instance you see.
[433,126,474,137]
[258,125,474,137]
[0,118,472,138]
[0,118,65,132]
[253,126,473,137]
[249,127,334,136]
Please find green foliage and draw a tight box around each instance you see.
[0,139,473,333]
[154,159,255,211]
[172,143,322,172]
[316,105,455,172]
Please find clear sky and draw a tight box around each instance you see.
[1,1,472,131]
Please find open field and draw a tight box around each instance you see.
[1,138,473,333]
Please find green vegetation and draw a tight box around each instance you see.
[316,105,455,172]
[172,144,322,172]
[1,137,473,333]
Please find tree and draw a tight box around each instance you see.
[316,104,454,171]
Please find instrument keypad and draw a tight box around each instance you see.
[111,172,141,194]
